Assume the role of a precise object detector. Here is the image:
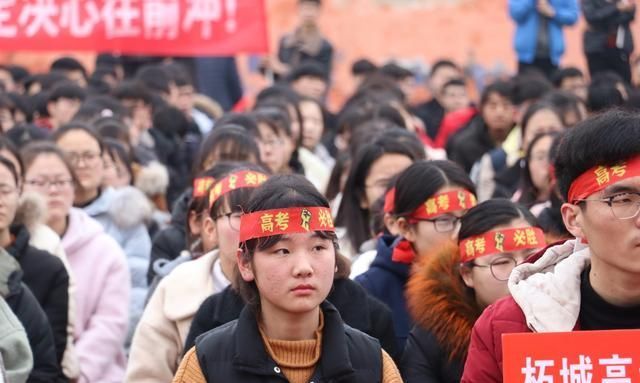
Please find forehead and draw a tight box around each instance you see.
[602,176,640,194]
[26,154,70,175]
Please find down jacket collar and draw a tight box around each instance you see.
[508,239,590,332]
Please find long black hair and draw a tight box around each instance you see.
[335,129,425,252]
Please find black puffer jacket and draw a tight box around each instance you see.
[0,248,65,382]
[6,225,69,368]
[147,189,190,284]
[446,115,498,173]
[194,302,381,382]
[185,278,400,361]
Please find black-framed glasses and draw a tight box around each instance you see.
[412,216,461,233]
[213,212,242,232]
[24,179,74,190]
[575,192,640,220]
[65,151,101,166]
[471,256,520,282]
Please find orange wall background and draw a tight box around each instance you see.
[1,0,638,110]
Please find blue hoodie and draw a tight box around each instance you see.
[355,235,411,351]
[509,0,578,65]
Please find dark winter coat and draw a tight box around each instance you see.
[412,99,445,140]
[0,248,65,382]
[185,278,400,361]
[147,189,190,284]
[582,0,635,54]
[194,301,382,382]
[446,115,497,173]
[6,224,69,368]
[401,244,482,383]
[355,235,410,351]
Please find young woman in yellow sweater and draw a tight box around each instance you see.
[173,174,403,383]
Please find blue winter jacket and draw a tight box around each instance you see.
[509,0,578,65]
[355,234,411,351]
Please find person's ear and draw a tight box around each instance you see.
[46,101,56,118]
[383,213,400,236]
[397,217,417,242]
[237,249,255,282]
[561,202,585,239]
[460,266,475,289]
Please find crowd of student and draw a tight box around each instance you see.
[0,0,639,382]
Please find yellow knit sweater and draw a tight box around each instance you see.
[172,314,403,383]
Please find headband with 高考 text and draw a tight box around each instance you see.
[239,206,335,242]
[408,189,477,221]
[568,156,640,203]
[208,170,269,208]
[459,227,545,263]
[192,177,215,198]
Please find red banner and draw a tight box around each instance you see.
[503,330,640,383]
[0,0,268,56]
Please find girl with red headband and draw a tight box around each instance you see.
[401,199,544,382]
[127,163,269,383]
[356,160,476,351]
[173,174,403,383]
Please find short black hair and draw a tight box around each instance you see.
[551,67,584,88]
[95,53,122,69]
[287,62,329,83]
[50,57,87,78]
[153,105,190,137]
[112,81,153,105]
[194,125,261,175]
[163,62,193,87]
[587,81,624,112]
[442,78,466,92]
[299,0,321,4]
[430,59,460,78]
[380,62,413,81]
[554,110,640,201]
[47,82,87,103]
[135,64,173,95]
[459,199,538,242]
[511,73,553,105]
[480,80,514,106]
[351,59,378,76]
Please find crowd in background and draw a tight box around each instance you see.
[0,0,638,382]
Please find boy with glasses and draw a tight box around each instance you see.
[462,110,640,382]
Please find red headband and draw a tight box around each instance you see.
[239,207,335,242]
[568,156,640,203]
[208,170,268,208]
[459,227,545,263]
[383,188,396,214]
[193,177,215,198]
[409,189,477,220]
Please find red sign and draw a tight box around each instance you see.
[503,330,640,383]
[0,0,268,56]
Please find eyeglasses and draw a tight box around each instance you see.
[65,151,101,166]
[214,212,242,232]
[24,179,74,190]
[575,192,640,220]
[471,256,521,282]
[259,138,284,148]
[412,216,461,233]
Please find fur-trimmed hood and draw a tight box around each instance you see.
[405,243,482,362]
[84,187,153,229]
[13,191,48,232]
